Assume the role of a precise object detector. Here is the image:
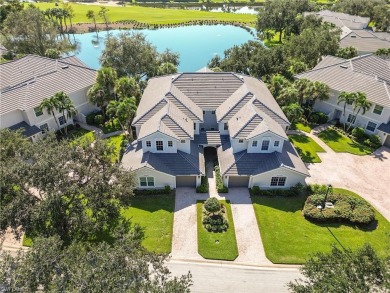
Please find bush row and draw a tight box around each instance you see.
[134,185,172,196]
[331,125,381,150]
[196,176,209,193]
[214,166,228,193]
[303,193,375,225]
[308,112,328,124]
[250,183,306,197]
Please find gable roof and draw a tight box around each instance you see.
[0,55,96,115]
[296,54,390,108]
[340,29,390,53]
[304,10,370,29]
[166,85,203,122]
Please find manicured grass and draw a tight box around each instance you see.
[34,3,256,25]
[67,127,94,144]
[121,194,175,254]
[289,134,325,163]
[318,128,373,155]
[197,200,238,260]
[290,122,313,133]
[105,134,125,162]
[22,235,33,247]
[252,188,390,264]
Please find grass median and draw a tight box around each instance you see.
[289,134,325,163]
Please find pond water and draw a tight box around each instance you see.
[73,25,257,72]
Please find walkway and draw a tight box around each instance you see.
[289,124,390,221]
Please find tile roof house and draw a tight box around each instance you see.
[305,10,390,55]
[0,55,98,141]
[122,71,309,189]
[296,54,390,147]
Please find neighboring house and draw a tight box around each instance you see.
[122,70,309,189]
[305,10,390,55]
[0,55,98,141]
[296,54,390,147]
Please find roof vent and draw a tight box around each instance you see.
[340,65,348,69]
[61,65,69,69]
[351,35,356,38]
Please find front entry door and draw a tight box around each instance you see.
[334,109,342,120]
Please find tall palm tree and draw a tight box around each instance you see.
[98,7,109,31]
[107,97,137,140]
[306,81,330,119]
[337,91,355,130]
[39,96,61,132]
[267,74,290,98]
[282,103,304,125]
[114,76,141,101]
[87,84,108,117]
[86,10,98,37]
[293,78,312,106]
[277,86,298,107]
[96,67,117,100]
[55,92,78,135]
[347,92,371,132]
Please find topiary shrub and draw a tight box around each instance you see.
[352,127,367,141]
[204,197,221,215]
[202,199,229,232]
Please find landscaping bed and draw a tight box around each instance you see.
[197,200,238,260]
[288,134,325,163]
[318,128,373,155]
[252,188,390,264]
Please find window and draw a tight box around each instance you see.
[140,176,154,187]
[347,114,356,124]
[274,141,280,147]
[366,121,377,132]
[58,115,66,125]
[224,123,228,130]
[39,123,49,133]
[238,139,244,143]
[261,140,270,151]
[156,141,163,151]
[180,140,186,143]
[252,140,258,147]
[168,141,173,147]
[194,123,196,130]
[211,111,215,114]
[270,176,286,187]
[373,105,384,115]
[34,107,43,117]
[146,141,151,147]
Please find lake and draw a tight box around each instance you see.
[73,25,257,72]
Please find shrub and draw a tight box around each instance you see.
[316,112,328,124]
[309,184,330,195]
[164,185,171,194]
[204,197,221,214]
[351,127,366,141]
[303,193,375,225]
[251,186,261,196]
[367,135,381,149]
[134,188,172,196]
[196,176,209,193]
[309,113,319,124]
[214,166,228,193]
[86,112,96,125]
[250,183,306,197]
[94,115,104,126]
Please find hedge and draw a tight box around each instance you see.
[196,176,209,193]
[214,166,228,193]
[249,183,306,197]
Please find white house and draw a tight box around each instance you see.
[121,70,309,189]
[0,55,98,141]
[296,54,390,147]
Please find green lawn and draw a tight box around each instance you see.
[289,134,325,163]
[318,128,373,155]
[34,3,256,25]
[121,194,175,254]
[68,127,94,144]
[197,200,238,260]
[105,134,125,162]
[252,188,390,264]
[290,122,313,133]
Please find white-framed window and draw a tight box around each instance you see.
[238,139,244,143]
[366,121,377,132]
[373,105,384,115]
[58,115,66,125]
[146,141,151,147]
[180,140,186,143]
[39,123,49,133]
[224,123,228,130]
[261,140,270,151]
[168,141,173,147]
[156,140,163,151]
[347,114,356,124]
[140,176,154,187]
[252,140,258,147]
[34,107,43,117]
[274,141,280,147]
[270,176,286,186]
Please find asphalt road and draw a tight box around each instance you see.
[167,260,302,293]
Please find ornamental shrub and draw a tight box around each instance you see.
[251,186,261,196]
[352,127,366,141]
[204,197,221,214]
[196,176,209,193]
[94,115,104,126]
[368,135,381,149]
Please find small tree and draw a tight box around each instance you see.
[204,198,221,215]
[86,10,98,36]
[99,7,109,31]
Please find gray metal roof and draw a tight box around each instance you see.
[340,29,390,53]
[193,131,229,146]
[8,121,41,137]
[296,54,390,108]
[218,140,309,177]
[121,141,205,176]
[377,121,390,134]
[304,10,370,29]
[0,55,96,115]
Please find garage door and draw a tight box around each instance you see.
[384,135,390,148]
[228,176,250,187]
[176,176,196,187]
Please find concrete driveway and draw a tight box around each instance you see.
[306,143,390,221]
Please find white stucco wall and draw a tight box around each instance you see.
[230,137,248,153]
[218,122,229,135]
[0,110,24,129]
[141,132,179,153]
[134,167,175,189]
[247,132,284,154]
[200,110,218,131]
[250,168,307,189]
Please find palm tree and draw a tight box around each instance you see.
[337,91,355,130]
[63,3,75,33]
[99,7,109,31]
[347,92,371,132]
[39,95,61,132]
[55,92,78,135]
[293,78,312,106]
[86,10,98,37]
[87,84,108,117]
[267,74,290,98]
[282,103,304,125]
[306,81,330,119]
[277,86,298,107]
[107,97,137,140]
[96,67,117,100]
[114,76,141,101]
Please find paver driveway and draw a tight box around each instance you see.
[305,136,390,221]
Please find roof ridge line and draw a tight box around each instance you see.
[165,111,193,139]
[178,150,199,173]
[295,58,349,76]
[252,98,290,125]
[218,88,252,122]
[232,104,259,139]
[167,88,203,121]
[133,98,167,124]
[224,151,246,176]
